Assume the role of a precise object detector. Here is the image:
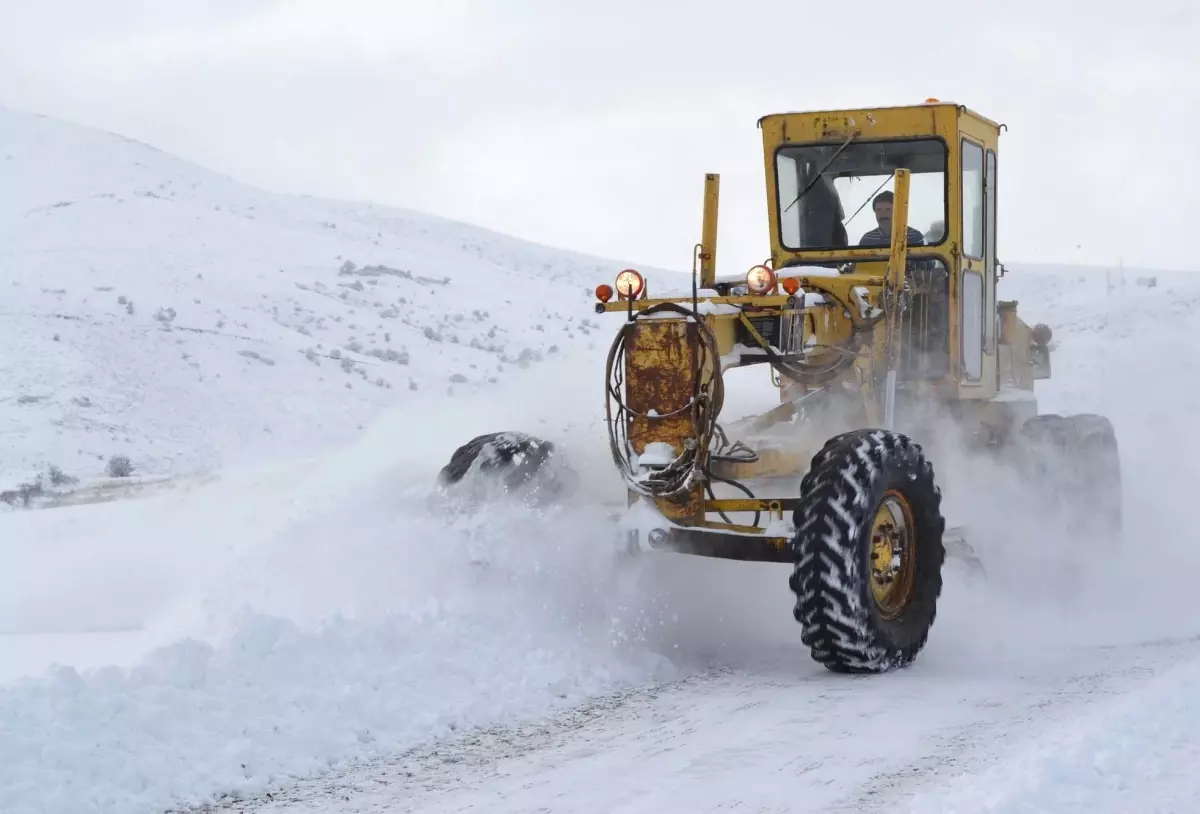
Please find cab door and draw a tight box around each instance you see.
[960,138,986,383]
[985,148,998,356]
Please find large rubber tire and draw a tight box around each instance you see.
[436,431,576,507]
[789,429,946,673]
[1017,413,1122,544]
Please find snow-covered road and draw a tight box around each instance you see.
[214,630,1200,814]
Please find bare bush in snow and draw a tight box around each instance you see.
[46,465,78,487]
[106,455,134,478]
[239,350,276,366]
[365,347,409,364]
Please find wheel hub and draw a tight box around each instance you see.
[869,490,916,619]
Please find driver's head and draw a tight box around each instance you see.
[872,191,894,234]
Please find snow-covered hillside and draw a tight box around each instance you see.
[5,105,1200,814]
[0,104,681,490]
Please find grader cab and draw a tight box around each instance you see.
[437,100,1122,674]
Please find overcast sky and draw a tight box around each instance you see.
[2,1,1197,272]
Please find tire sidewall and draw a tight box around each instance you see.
[854,444,945,655]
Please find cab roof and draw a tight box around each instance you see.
[757,101,1003,131]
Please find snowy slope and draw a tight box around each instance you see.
[1,103,680,490]
[5,105,1200,814]
[0,106,689,814]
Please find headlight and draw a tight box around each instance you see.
[745,264,777,295]
[615,269,645,300]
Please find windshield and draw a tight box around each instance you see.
[776,138,947,251]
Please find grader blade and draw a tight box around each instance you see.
[944,526,985,576]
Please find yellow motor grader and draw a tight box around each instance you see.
[437,100,1122,673]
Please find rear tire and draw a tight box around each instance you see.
[789,429,946,673]
[1072,414,1122,540]
[1017,413,1122,545]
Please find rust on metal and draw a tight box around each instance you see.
[624,318,704,522]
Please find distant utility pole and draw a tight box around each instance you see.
[1104,256,1124,331]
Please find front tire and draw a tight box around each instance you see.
[789,429,946,673]
[435,431,577,507]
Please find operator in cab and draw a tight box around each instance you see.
[858,191,927,247]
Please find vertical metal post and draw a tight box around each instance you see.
[700,173,720,290]
[882,168,911,430]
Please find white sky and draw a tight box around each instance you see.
[2,0,1197,272]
